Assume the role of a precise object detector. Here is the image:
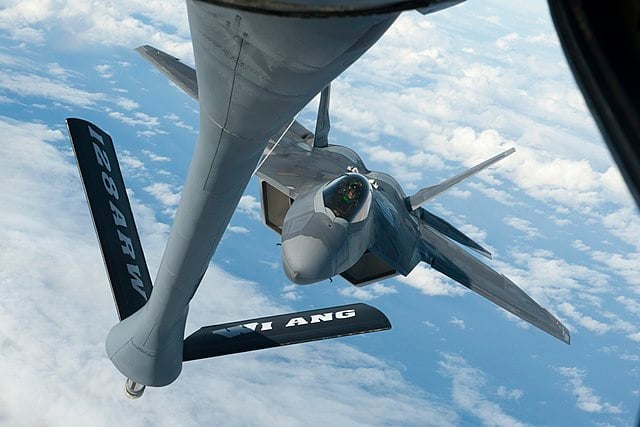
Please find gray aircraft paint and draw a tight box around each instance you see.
[105,0,403,387]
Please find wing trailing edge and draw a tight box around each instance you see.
[408,148,515,210]
[66,118,153,320]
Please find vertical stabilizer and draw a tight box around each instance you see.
[408,148,515,210]
[314,85,331,148]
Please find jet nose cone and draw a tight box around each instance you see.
[281,236,333,285]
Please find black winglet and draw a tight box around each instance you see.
[66,118,153,320]
[183,303,391,361]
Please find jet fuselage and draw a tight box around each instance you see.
[281,171,421,284]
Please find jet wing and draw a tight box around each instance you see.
[256,134,368,200]
[418,224,571,344]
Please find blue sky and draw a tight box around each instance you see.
[0,1,639,426]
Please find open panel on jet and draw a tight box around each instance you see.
[260,180,397,286]
[260,180,294,234]
[340,250,397,286]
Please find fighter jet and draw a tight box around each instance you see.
[67,0,472,398]
[254,85,571,344]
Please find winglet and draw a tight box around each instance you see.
[183,303,391,361]
[66,118,153,320]
[408,148,515,210]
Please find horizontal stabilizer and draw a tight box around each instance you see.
[418,224,570,344]
[418,209,491,259]
[136,45,198,100]
[408,148,515,210]
[183,303,391,361]
[66,118,153,320]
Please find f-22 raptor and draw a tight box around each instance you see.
[255,87,570,345]
[66,0,569,399]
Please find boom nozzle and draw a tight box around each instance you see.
[124,379,145,399]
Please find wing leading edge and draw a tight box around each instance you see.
[418,224,571,344]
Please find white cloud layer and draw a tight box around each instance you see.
[1,1,639,424]
[338,282,397,301]
[438,353,527,427]
[398,264,467,297]
[144,182,182,207]
[238,195,262,220]
[556,367,622,414]
[0,0,193,60]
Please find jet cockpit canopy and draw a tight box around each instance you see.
[322,173,372,222]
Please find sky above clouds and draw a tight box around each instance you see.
[0,1,639,426]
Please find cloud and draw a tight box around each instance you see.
[0,116,461,426]
[227,225,249,234]
[108,110,161,128]
[329,9,634,216]
[468,182,518,206]
[238,195,261,220]
[398,264,468,297]
[497,249,611,307]
[495,32,519,50]
[556,367,622,414]
[627,332,640,342]
[438,353,527,427]
[590,250,640,288]
[423,320,439,330]
[95,64,113,79]
[0,70,107,107]
[338,282,397,301]
[143,182,181,207]
[0,0,193,60]
[164,113,195,131]
[448,317,465,329]
[496,385,524,400]
[556,303,610,335]
[116,96,139,110]
[119,150,146,172]
[142,149,171,163]
[280,283,301,301]
[616,296,640,316]
[503,216,540,239]
[357,143,445,188]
